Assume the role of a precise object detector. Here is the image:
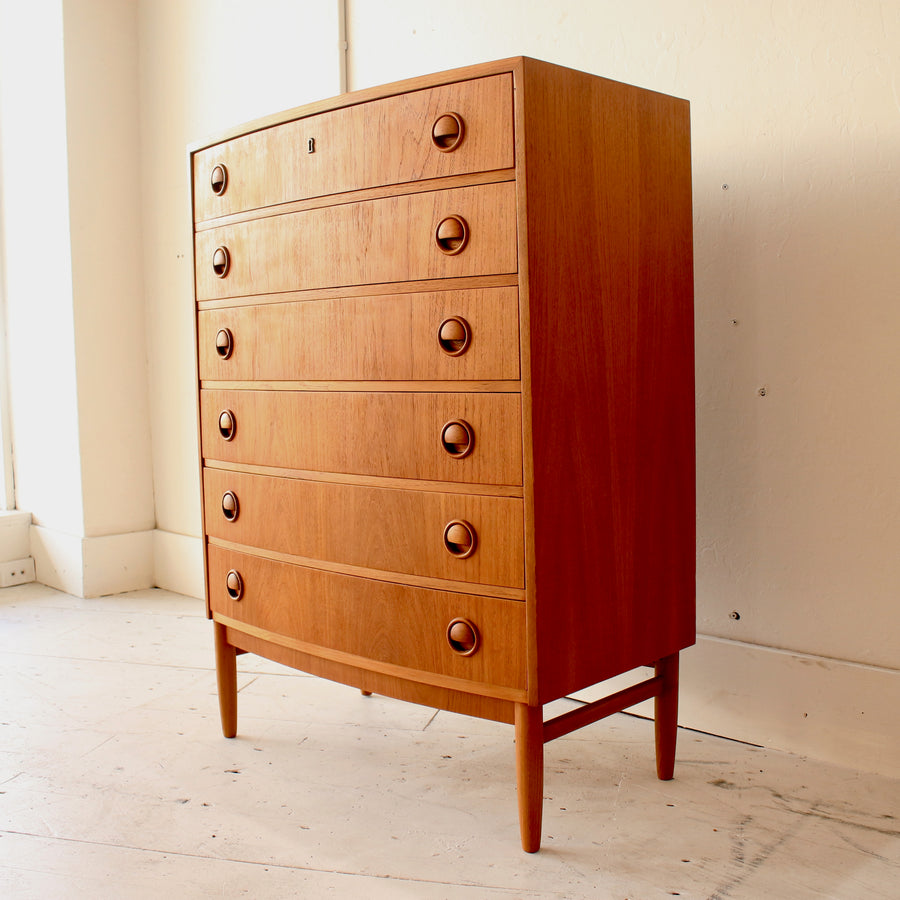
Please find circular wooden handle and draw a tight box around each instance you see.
[437,316,471,356]
[221,491,240,522]
[441,420,474,458]
[225,569,243,600]
[218,409,236,441]
[447,618,479,655]
[431,112,465,152]
[210,164,228,195]
[212,246,230,278]
[443,519,476,558]
[435,216,469,255]
[215,328,234,359]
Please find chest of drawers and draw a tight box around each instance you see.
[189,56,694,852]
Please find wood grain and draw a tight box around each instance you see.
[202,467,525,588]
[194,182,517,300]
[222,624,517,724]
[515,703,544,853]
[200,389,523,486]
[194,170,515,232]
[208,545,526,696]
[193,74,513,221]
[196,274,518,310]
[197,287,520,382]
[203,460,523,498]
[516,58,695,701]
[208,536,525,601]
[213,621,237,737]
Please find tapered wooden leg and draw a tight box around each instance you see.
[515,702,544,853]
[360,690,373,696]
[654,652,679,780]
[214,622,238,738]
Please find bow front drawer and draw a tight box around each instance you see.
[207,545,526,696]
[194,182,517,300]
[192,74,513,222]
[200,390,523,486]
[197,287,520,382]
[203,468,524,589]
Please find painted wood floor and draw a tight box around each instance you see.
[1,582,898,898]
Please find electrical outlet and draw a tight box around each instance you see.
[0,557,35,587]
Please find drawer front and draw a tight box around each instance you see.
[207,545,525,693]
[193,74,514,222]
[201,390,523,486]
[194,182,517,300]
[197,287,520,382]
[204,468,524,588]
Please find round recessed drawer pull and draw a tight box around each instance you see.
[443,519,477,558]
[210,164,228,195]
[435,215,469,255]
[212,246,231,278]
[218,409,236,441]
[440,419,474,458]
[225,569,243,600]
[431,112,465,152]
[447,617,479,655]
[221,491,240,522]
[215,328,234,359]
[437,316,471,356]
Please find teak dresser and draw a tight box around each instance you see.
[190,56,694,852]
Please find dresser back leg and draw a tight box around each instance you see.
[514,702,544,852]
[654,652,680,780]
[214,622,238,738]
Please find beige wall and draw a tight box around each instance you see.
[1,1,898,774]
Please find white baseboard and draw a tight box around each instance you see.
[27,525,203,600]
[153,529,204,599]
[30,525,154,597]
[571,634,900,779]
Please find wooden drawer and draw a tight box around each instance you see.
[203,468,524,589]
[201,389,523,486]
[192,75,513,222]
[194,182,517,300]
[197,287,520,382]
[207,545,525,694]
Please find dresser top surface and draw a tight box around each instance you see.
[187,55,687,155]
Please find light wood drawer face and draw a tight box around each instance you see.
[204,468,525,588]
[201,390,523,486]
[197,287,520,382]
[193,75,513,222]
[207,545,525,693]
[194,182,517,300]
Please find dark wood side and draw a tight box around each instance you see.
[517,58,695,701]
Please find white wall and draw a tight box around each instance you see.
[138,0,344,596]
[346,0,900,775]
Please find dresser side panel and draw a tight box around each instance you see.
[519,59,696,700]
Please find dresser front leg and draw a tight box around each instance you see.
[214,622,238,738]
[515,702,544,852]
[654,652,679,780]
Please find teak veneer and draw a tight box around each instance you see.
[190,56,695,852]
